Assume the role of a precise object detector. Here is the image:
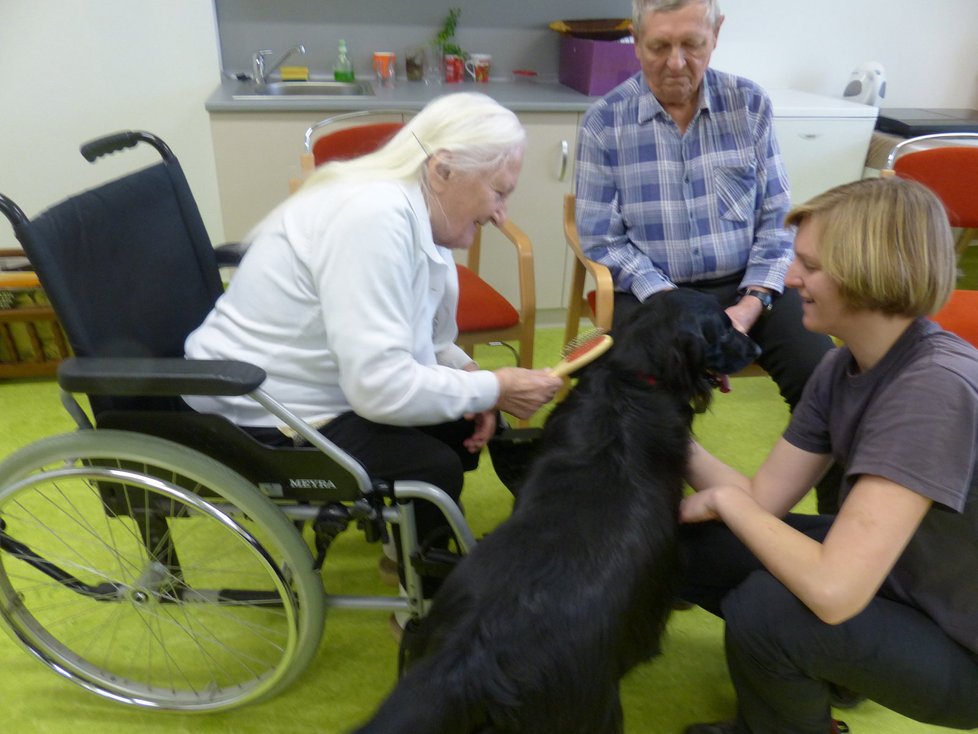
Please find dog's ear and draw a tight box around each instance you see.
[607,295,708,388]
[660,319,714,406]
[605,293,676,375]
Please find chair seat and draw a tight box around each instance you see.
[586,289,597,315]
[455,264,519,332]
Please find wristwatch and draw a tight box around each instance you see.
[740,288,775,312]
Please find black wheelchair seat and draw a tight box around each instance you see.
[98,410,372,502]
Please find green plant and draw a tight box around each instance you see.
[435,7,465,58]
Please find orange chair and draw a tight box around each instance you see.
[562,193,614,347]
[932,289,978,348]
[297,111,535,371]
[562,193,766,377]
[882,132,978,258]
[0,251,70,378]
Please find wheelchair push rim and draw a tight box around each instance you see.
[0,430,325,712]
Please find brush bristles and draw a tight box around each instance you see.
[563,328,607,359]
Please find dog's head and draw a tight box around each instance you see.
[604,289,761,412]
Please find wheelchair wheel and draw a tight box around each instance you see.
[0,430,325,712]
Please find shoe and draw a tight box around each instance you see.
[832,721,850,734]
[829,682,866,709]
[388,613,404,644]
[378,555,399,587]
[683,723,737,734]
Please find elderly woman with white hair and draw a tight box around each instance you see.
[185,92,562,609]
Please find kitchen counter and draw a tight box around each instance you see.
[205,77,599,114]
[207,78,879,119]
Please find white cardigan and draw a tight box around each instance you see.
[185,180,499,427]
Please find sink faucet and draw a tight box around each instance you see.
[252,44,307,85]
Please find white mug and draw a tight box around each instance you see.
[465,53,492,83]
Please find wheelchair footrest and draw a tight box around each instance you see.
[409,546,461,579]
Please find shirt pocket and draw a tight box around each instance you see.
[714,164,757,224]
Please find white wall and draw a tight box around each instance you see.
[2,0,977,253]
[714,0,978,107]
[0,1,225,244]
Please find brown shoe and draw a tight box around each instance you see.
[378,555,399,587]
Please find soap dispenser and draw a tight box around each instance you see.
[333,39,355,82]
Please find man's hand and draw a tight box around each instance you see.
[725,288,772,334]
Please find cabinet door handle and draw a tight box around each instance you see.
[799,132,820,140]
[556,139,569,181]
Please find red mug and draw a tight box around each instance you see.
[444,54,464,83]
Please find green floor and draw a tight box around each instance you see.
[0,328,965,733]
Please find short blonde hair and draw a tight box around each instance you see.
[785,177,956,317]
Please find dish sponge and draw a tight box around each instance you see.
[280,65,310,81]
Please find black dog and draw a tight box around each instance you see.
[352,289,760,734]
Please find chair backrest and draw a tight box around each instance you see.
[294,110,407,190]
[297,109,488,284]
[884,132,978,229]
[312,122,404,164]
[563,193,614,343]
[932,289,978,348]
[1,131,223,414]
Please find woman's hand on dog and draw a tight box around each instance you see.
[493,367,564,420]
[680,485,745,524]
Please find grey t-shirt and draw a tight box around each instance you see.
[785,318,978,654]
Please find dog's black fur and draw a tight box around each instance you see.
[352,289,760,734]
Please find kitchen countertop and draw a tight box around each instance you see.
[206,78,880,119]
[205,77,600,114]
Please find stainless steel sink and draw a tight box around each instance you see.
[233,80,375,99]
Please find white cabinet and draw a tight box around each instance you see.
[770,90,879,205]
[209,110,409,242]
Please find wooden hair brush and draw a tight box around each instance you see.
[549,330,614,378]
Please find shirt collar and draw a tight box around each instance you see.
[637,70,714,126]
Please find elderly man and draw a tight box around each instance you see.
[575,0,841,513]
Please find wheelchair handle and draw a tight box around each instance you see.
[80,130,175,164]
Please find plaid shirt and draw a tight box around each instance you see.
[575,68,793,301]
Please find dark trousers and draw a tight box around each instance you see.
[245,412,480,594]
[681,519,978,733]
[614,283,844,512]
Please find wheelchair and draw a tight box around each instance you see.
[0,131,478,712]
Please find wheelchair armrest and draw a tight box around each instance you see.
[214,241,248,267]
[57,357,266,396]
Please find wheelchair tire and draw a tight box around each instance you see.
[0,429,325,712]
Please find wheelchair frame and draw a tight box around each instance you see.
[0,132,477,713]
